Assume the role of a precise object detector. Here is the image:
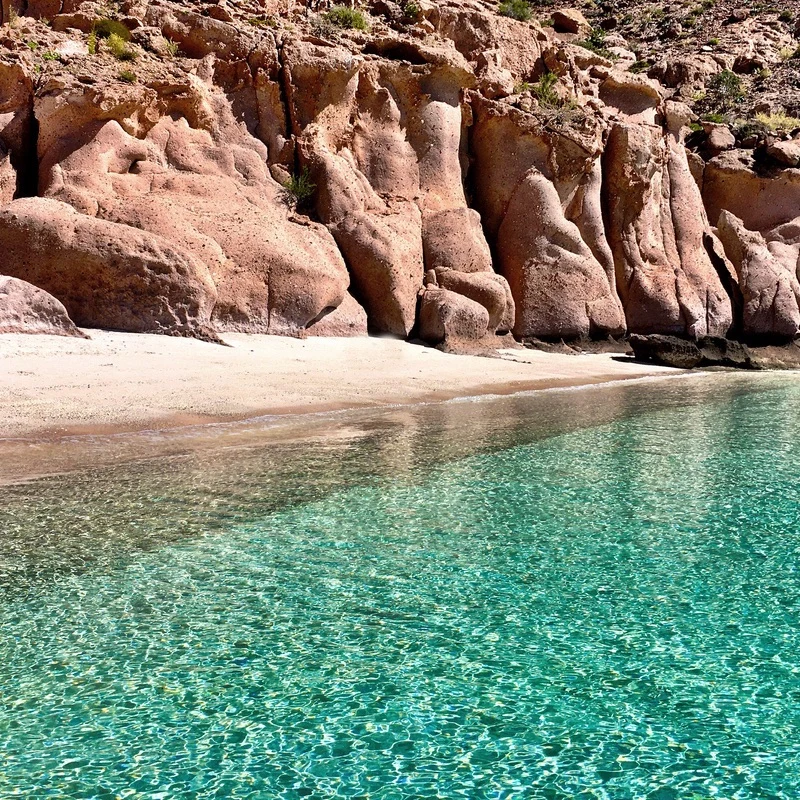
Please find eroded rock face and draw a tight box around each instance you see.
[603,113,733,339]
[36,77,354,336]
[0,59,35,201]
[716,211,800,340]
[3,0,800,355]
[703,150,800,233]
[289,38,504,342]
[471,97,626,341]
[0,276,85,336]
[0,197,217,335]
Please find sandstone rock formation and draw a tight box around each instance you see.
[716,211,800,340]
[0,276,84,336]
[0,196,218,336]
[471,97,625,341]
[0,0,799,353]
[603,108,733,339]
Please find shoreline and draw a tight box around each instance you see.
[1,329,681,441]
[0,329,691,485]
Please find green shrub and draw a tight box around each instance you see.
[498,0,531,21]
[118,68,136,83]
[88,30,97,54]
[322,6,368,30]
[248,16,277,27]
[755,110,800,131]
[533,71,561,107]
[42,50,59,60]
[778,9,793,21]
[403,0,421,21]
[707,69,745,108]
[93,18,131,40]
[283,168,316,207]
[576,27,613,58]
[107,31,136,60]
[163,37,179,56]
[629,59,651,73]
[702,112,725,123]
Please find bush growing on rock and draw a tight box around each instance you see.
[706,70,745,110]
[498,0,531,22]
[755,111,800,132]
[283,168,316,208]
[533,72,564,108]
[93,18,131,41]
[107,33,136,60]
[576,27,613,59]
[322,7,369,30]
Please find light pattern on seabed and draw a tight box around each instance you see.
[0,373,799,799]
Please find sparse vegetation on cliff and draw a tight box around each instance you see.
[283,169,316,208]
[322,6,368,30]
[498,0,531,22]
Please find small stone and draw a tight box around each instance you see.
[766,139,800,167]
[552,8,591,35]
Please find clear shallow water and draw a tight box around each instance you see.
[1,374,800,799]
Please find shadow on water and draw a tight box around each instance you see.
[0,371,788,594]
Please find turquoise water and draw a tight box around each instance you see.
[1,374,800,799]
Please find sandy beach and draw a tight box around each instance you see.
[0,330,680,440]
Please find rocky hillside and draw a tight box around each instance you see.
[1,0,799,351]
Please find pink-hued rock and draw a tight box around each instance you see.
[305,293,369,338]
[0,142,14,206]
[716,210,800,340]
[703,149,800,233]
[288,38,498,338]
[422,208,494,275]
[435,267,515,333]
[333,209,424,337]
[598,70,662,124]
[0,197,217,336]
[471,97,625,341]
[418,285,490,344]
[552,9,591,36]
[36,78,352,336]
[0,276,85,337]
[603,117,732,338]
[0,60,35,203]
[766,139,800,168]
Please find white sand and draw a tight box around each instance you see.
[0,329,677,439]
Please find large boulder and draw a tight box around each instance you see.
[0,276,85,337]
[435,267,514,333]
[304,293,369,338]
[630,334,755,369]
[418,286,490,345]
[0,198,217,336]
[716,211,800,341]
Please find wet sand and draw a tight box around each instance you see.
[0,330,678,440]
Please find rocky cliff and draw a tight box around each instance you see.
[1,0,799,351]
